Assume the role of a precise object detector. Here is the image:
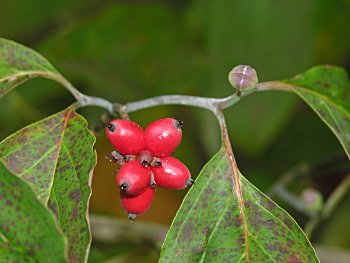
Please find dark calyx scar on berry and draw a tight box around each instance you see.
[106,118,194,220]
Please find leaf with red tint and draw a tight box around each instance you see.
[0,105,96,262]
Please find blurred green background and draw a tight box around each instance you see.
[1,0,350,262]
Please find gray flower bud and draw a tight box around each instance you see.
[228,65,258,92]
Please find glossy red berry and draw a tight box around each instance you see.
[120,186,155,220]
[152,156,192,190]
[106,119,145,155]
[116,160,151,195]
[144,118,183,157]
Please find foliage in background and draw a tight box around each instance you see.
[1,0,350,262]
[1,39,350,263]
[1,36,330,262]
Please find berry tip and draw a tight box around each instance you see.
[107,122,116,132]
[141,160,149,167]
[175,120,184,129]
[128,213,137,221]
[186,178,195,186]
[120,182,130,191]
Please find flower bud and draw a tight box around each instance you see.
[228,65,258,92]
[300,187,323,213]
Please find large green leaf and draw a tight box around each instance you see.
[0,106,97,262]
[160,147,318,262]
[0,162,66,262]
[0,38,64,98]
[261,65,350,159]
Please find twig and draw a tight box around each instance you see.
[48,73,115,114]
[304,174,350,238]
[266,163,315,216]
[56,72,244,119]
[323,174,350,218]
[267,162,310,197]
[272,186,317,218]
[51,69,244,117]
[78,94,114,114]
[125,93,240,114]
[256,81,295,93]
[113,104,130,120]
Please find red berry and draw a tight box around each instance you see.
[106,119,145,154]
[144,118,183,157]
[120,186,155,220]
[152,156,192,190]
[116,160,151,195]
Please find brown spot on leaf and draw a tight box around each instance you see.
[183,223,194,242]
[199,199,209,209]
[289,255,302,263]
[235,215,242,227]
[286,238,295,247]
[283,217,293,229]
[18,136,27,144]
[205,187,213,194]
[202,227,210,236]
[69,188,82,202]
[71,206,78,220]
[279,246,288,254]
[237,233,245,246]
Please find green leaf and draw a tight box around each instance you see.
[0,162,66,262]
[280,65,350,159]
[0,106,97,262]
[0,38,63,98]
[160,147,318,262]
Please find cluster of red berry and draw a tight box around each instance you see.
[106,118,193,220]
